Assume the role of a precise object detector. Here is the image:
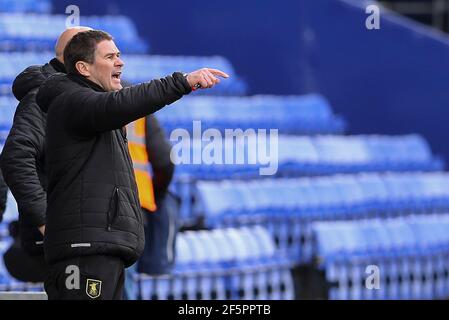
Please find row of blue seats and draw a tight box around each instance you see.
[1,94,342,137]
[128,226,295,300]
[158,94,344,134]
[0,13,148,54]
[312,215,449,299]
[195,172,449,226]
[170,134,442,180]
[313,215,449,261]
[174,226,288,272]
[0,53,246,96]
[0,0,51,13]
[196,210,449,266]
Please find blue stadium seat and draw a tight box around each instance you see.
[181,231,216,299]
[171,234,198,300]
[0,0,51,14]
[0,14,148,53]
[140,233,194,300]
[364,135,443,171]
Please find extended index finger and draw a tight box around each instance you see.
[207,68,230,78]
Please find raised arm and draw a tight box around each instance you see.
[66,68,229,135]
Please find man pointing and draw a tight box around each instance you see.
[36,29,228,300]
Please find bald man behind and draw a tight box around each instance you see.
[55,27,92,61]
[0,27,90,282]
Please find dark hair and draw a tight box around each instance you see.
[63,29,113,74]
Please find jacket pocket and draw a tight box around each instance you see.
[107,186,120,231]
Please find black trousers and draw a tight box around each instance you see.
[44,255,125,300]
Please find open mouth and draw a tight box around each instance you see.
[112,71,122,80]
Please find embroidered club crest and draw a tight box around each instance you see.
[86,278,102,299]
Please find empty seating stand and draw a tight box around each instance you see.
[1,2,449,301]
[170,133,441,225]
[311,215,449,300]
[130,226,295,300]
[195,172,449,264]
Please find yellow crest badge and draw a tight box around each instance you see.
[86,279,102,299]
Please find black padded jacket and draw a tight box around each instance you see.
[36,72,191,266]
[0,58,66,255]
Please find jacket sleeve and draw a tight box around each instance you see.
[0,169,8,223]
[67,72,191,135]
[145,115,175,200]
[0,95,46,227]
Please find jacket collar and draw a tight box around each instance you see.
[68,73,106,92]
[49,58,67,74]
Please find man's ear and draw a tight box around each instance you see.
[75,61,91,77]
